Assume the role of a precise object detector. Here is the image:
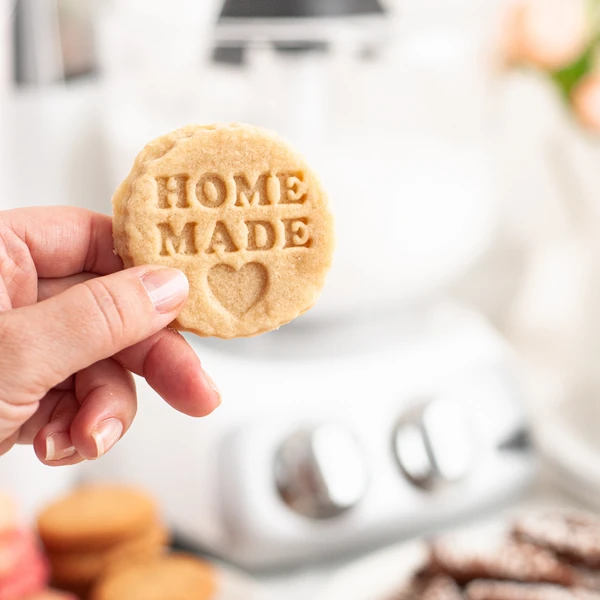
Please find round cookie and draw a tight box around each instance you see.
[112,123,335,339]
[37,486,157,552]
[26,592,78,600]
[50,582,91,600]
[90,554,216,600]
[48,524,169,585]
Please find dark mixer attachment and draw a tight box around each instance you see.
[218,0,385,19]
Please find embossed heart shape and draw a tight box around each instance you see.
[208,262,268,317]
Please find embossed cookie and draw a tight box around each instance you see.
[112,123,334,339]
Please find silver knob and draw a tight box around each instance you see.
[274,423,368,519]
[393,397,475,489]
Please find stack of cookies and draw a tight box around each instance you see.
[36,485,169,599]
[393,509,600,600]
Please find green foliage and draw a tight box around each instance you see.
[551,47,595,101]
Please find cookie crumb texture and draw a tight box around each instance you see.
[112,123,335,339]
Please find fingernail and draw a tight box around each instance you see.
[92,418,123,458]
[204,371,222,407]
[141,268,189,314]
[45,433,76,462]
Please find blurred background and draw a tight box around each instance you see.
[1,0,600,598]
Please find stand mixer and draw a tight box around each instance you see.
[87,0,535,571]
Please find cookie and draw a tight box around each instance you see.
[112,123,335,339]
[90,554,216,600]
[37,486,158,552]
[427,539,575,586]
[48,524,168,585]
[51,582,91,600]
[513,511,600,569]
[420,575,465,600]
[466,581,600,600]
[25,592,79,600]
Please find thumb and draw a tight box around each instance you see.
[0,266,189,404]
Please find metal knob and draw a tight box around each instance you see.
[393,397,475,490]
[274,423,368,519]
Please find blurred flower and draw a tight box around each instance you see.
[572,73,600,132]
[503,0,590,71]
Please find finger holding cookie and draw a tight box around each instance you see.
[0,207,221,464]
[0,121,333,465]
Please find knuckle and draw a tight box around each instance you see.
[0,315,27,384]
[0,314,55,403]
[0,396,37,428]
[0,312,17,351]
[82,278,131,347]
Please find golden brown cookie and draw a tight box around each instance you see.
[50,581,91,600]
[48,524,169,585]
[37,486,158,553]
[25,591,79,600]
[90,554,216,600]
[112,123,335,339]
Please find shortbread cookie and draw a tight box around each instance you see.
[50,582,91,600]
[112,123,335,339]
[26,592,79,600]
[48,524,168,585]
[37,486,158,552]
[90,554,216,600]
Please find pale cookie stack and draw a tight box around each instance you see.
[112,123,335,339]
[36,486,169,599]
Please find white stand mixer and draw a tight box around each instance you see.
[5,0,531,572]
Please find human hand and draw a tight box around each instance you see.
[0,207,220,465]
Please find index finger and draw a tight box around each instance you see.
[3,206,123,278]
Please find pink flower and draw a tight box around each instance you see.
[572,74,600,133]
[503,0,590,71]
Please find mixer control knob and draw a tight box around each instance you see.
[393,397,475,490]
[274,423,368,519]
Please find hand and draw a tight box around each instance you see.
[0,207,221,465]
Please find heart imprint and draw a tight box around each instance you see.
[208,262,268,317]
